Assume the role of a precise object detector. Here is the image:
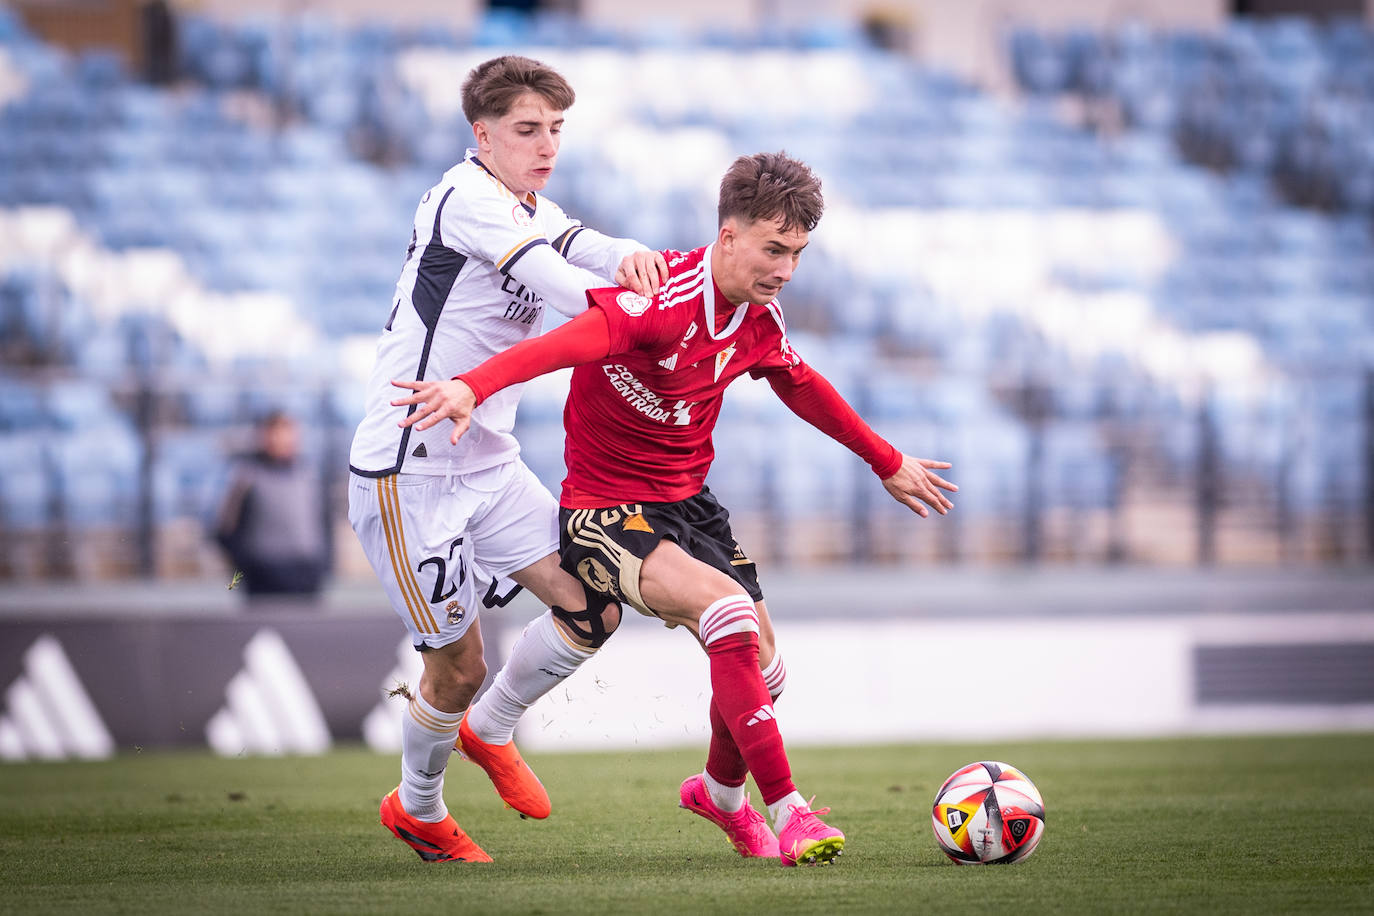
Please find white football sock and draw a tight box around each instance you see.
[768,790,807,833]
[399,692,463,822]
[702,770,746,813]
[464,610,595,745]
[762,652,787,700]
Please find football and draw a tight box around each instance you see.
[931,761,1045,864]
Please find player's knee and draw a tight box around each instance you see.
[451,658,486,707]
[422,655,486,710]
[598,599,622,636]
[551,594,620,649]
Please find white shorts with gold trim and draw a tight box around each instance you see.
[347,461,558,649]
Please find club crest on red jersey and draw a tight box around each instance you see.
[713,343,737,382]
[616,291,652,316]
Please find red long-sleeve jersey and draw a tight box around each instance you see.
[461,244,901,508]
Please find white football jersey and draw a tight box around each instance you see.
[350,151,640,477]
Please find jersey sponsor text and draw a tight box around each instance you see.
[601,364,694,425]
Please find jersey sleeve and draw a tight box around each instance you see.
[553,224,649,281]
[585,275,686,355]
[459,308,612,405]
[508,244,617,318]
[539,195,647,283]
[766,364,903,479]
[440,181,607,317]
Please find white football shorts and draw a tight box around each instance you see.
[348,461,559,649]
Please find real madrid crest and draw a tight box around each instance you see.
[446,600,465,625]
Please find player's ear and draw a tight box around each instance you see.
[472,119,490,149]
[717,219,735,254]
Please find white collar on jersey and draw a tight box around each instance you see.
[465,149,537,214]
[702,243,750,341]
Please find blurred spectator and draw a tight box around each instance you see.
[140,0,178,86]
[214,411,329,597]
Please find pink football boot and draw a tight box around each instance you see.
[679,774,780,858]
[777,799,845,867]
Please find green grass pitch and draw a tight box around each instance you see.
[2,734,1372,915]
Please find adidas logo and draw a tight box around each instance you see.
[205,629,332,756]
[362,637,424,752]
[657,353,678,371]
[0,635,115,761]
[744,703,775,727]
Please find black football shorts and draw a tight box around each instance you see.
[558,486,763,619]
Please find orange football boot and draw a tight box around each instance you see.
[454,716,552,819]
[379,787,492,863]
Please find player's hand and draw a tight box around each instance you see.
[614,250,669,297]
[882,455,957,518]
[390,378,476,445]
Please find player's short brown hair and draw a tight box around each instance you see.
[717,152,824,233]
[461,55,575,125]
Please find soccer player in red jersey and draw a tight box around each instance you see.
[392,152,957,866]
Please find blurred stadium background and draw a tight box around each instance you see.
[1,0,1372,761]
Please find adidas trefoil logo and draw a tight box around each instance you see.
[744,703,775,727]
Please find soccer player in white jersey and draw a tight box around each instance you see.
[348,55,667,863]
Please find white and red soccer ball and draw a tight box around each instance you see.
[931,761,1045,865]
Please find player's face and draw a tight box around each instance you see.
[716,216,808,305]
[472,91,563,196]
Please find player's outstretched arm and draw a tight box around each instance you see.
[766,363,957,518]
[881,454,956,518]
[390,308,613,444]
[550,222,665,295]
[510,245,664,318]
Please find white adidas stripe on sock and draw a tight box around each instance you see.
[762,653,787,699]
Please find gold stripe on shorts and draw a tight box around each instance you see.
[377,476,438,634]
[385,476,439,633]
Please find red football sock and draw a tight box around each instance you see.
[705,697,748,787]
[705,631,795,805]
